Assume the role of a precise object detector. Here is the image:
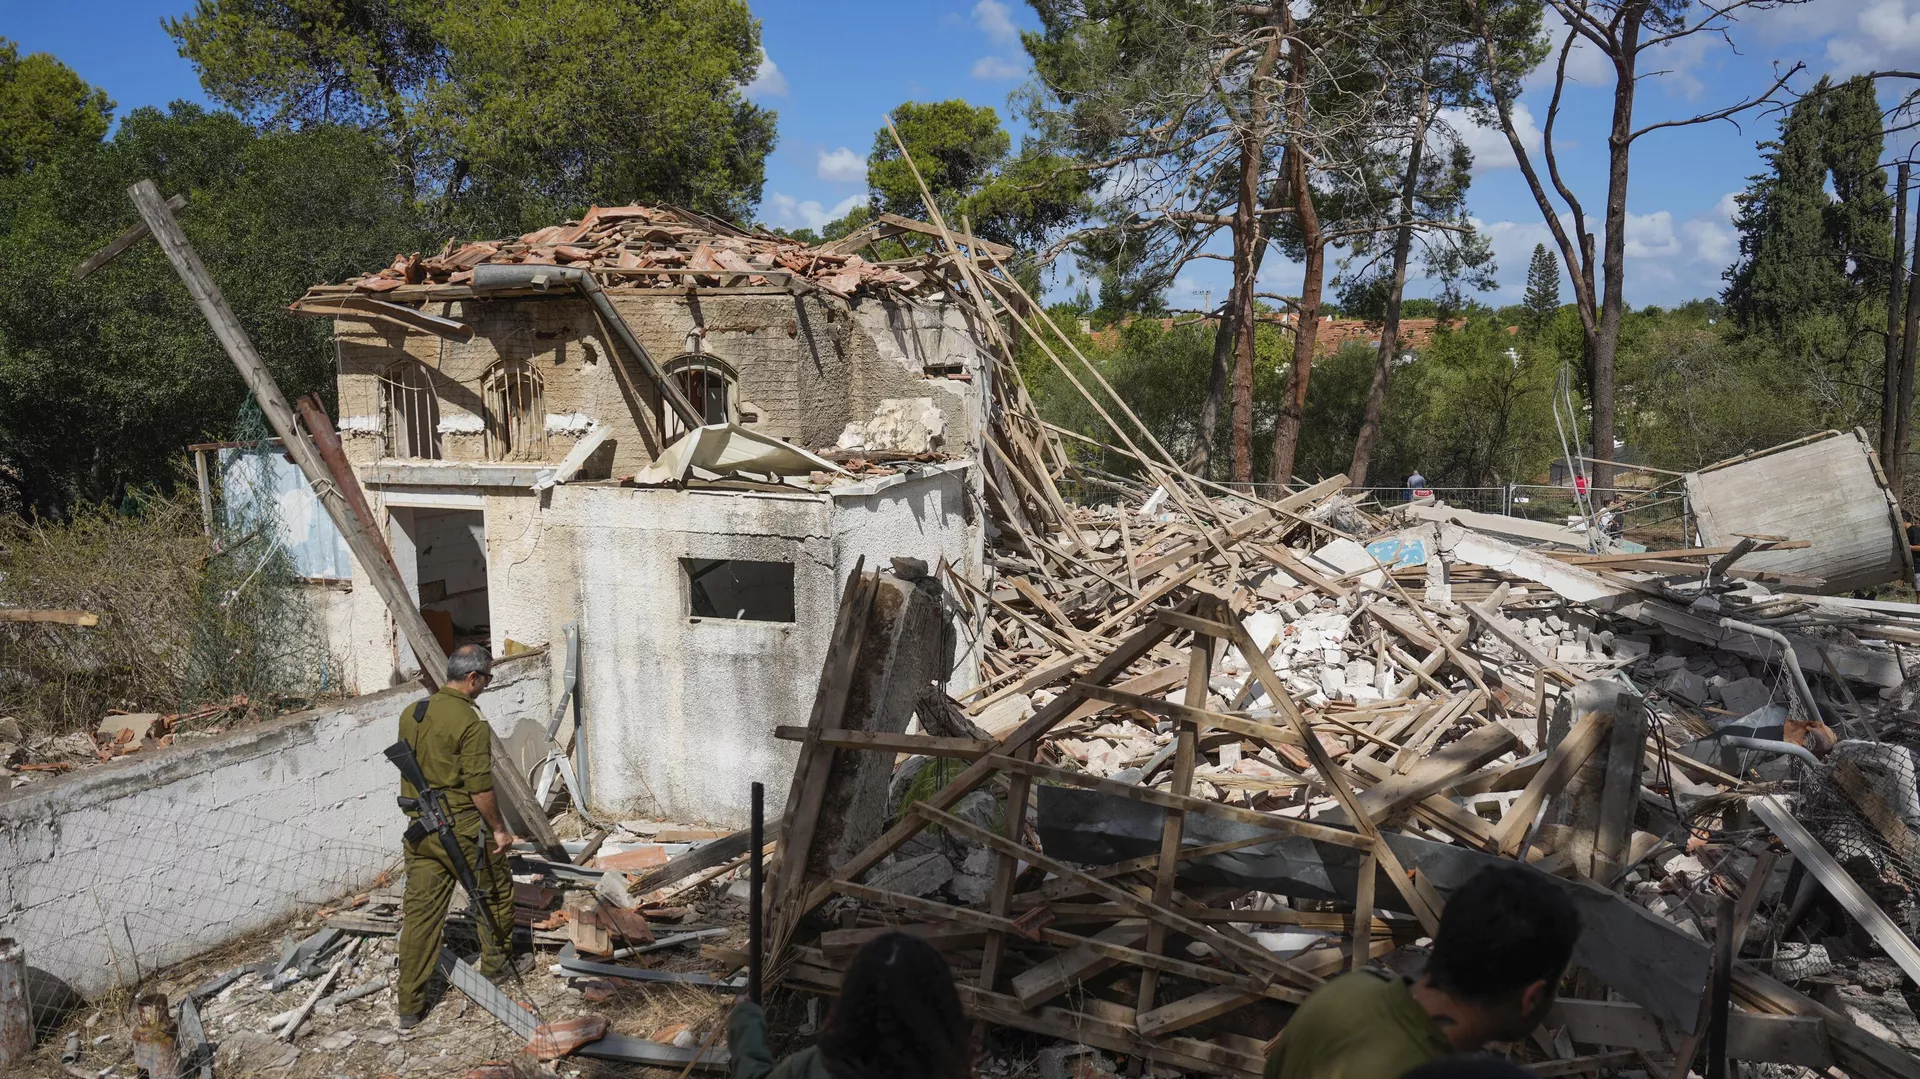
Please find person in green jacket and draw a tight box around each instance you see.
[729,932,970,1079]
[1265,865,1580,1079]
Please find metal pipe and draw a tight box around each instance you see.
[470,263,702,429]
[1716,735,1821,767]
[1717,616,1822,726]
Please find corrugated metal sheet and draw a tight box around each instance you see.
[1684,429,1908,594]
[220,448,353,580]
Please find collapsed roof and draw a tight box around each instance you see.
[296,204,986,305]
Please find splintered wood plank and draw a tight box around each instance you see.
[1200,609,1442,935]
[1349,851,1376,972]
[1496,709,1614,856]
[1139,627,1213,1017]
[1136,985,1262,1038]
[805,606,1189,913]
[1354,723,1518,824]
[773,562,878,931]
[1011,921,1147,1009]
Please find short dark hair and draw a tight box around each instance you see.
[818,933,969,1079]
[1425,865,1580,1002]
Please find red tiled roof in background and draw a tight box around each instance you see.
[1086,314,1481,355]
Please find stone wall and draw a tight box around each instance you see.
[332,289,984,478]
[0,650,549,1000]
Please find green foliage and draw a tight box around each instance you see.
[1523,243,1560,337]
[168,0,776,229]
[0,39,113,177]
[0,104,432,514]
[1726,76,1891,339]
[865,99,1088,252]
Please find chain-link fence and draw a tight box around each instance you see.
[1794,741,1920,939]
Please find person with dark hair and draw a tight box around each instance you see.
[1264,864,1580,1079]
[729,932,970,1079]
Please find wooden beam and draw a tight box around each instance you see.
[1497,709,1613,856]
[290,296,475,342]
[72,192,186,280]
[1352,723,1517,823]
[0,609,99,626]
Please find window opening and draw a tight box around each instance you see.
[380,360,442,459]
[661,357,735,444]
[482,359,545,461]
[684,558,794,622]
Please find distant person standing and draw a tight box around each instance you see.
[1573,473,1589,499]
[1405,469,1427,501]
[1264,865,1580,1079]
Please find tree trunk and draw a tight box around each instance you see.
[1896,199,1920,494]
[1229,133,1261,484]
[1885,163,1910,470]
[1349,93,1433,490]
[1589,13,1645,493]
[1270,137,1324,486]
[1193,287,1235,476]
[1194,174,1288,478]
[1224,11,1285,485]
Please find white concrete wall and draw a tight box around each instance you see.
[550,485,835,827]
[829,463,983,699]
[0,651,548,1000]
[559,468,981,827]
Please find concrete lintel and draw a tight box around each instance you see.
[364,462,548,487]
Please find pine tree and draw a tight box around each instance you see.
[1522,243,1560,336]
[1726,76,1890,332]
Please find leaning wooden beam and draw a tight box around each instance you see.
[1351,724,1517,824]
[121,180,563,860]
[803,606,1189,913]
[1497,709,1614,856]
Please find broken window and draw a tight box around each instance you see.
[683,558,794,622]
[380,360,442,459]
[482,359,545,461]
[662,357,735,444]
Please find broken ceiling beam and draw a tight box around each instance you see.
[288,296,475,342]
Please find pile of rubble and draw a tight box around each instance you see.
[297,205,979,302]
[764,457,1920,1077]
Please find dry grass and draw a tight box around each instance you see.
[0,489,209,737]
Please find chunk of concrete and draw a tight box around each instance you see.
[1660,668,1710,707]
[1716,676,1774,718]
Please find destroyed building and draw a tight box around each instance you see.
[291,207,994,824]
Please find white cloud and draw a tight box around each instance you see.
[1463,197,1738,305]
[1749,0,1920,76]
[745,49,788,99]
[1439,103,1542,173]
[766,192,865,232]
[816,147,867,184]
[972,0,1020,48]
[972,55,1025,80]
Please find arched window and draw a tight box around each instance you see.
[381,360,441,460]
[482,359,546,461]
[662,356,736,444]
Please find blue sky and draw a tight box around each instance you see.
[10,1,1920,309]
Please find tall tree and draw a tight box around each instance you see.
[865,99,1089,252]
[1471,0,1803,489]
[0,104,429,515]
[1725,78,1888,334]
[1333,7,1501,489]
[0,39,113,177]
[1523,243,1561,335]
[168,0,776,228]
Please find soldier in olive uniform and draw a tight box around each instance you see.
[394,644,519,1028]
